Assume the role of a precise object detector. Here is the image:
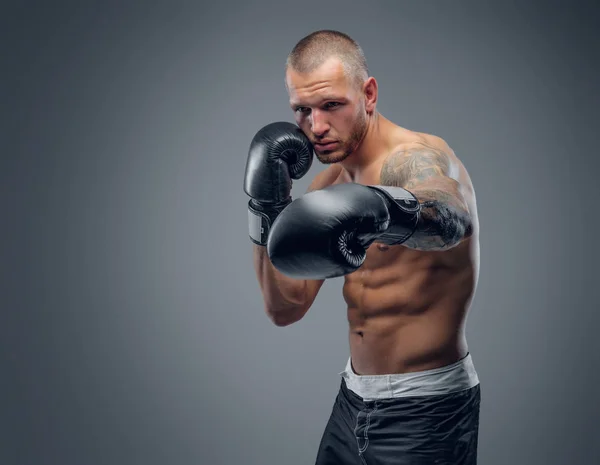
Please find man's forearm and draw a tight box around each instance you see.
[403,188,473,251]
[253,245,311,324]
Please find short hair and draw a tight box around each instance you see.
[285,30,369,89]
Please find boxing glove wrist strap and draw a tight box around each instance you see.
[247,198,292,246]
[367,185,421,245]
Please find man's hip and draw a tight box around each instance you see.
[315,354,481,464]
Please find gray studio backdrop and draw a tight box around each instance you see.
[3,2,599,465]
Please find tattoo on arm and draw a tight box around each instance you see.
[380,145,451,189]
[403,189,473,250]
[380,144,473,250]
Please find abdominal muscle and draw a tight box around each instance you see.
[342,240,476,376]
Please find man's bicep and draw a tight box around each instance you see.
[379,140,476,214]
[380,141,455,190]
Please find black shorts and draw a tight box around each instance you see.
[315,364,481,464]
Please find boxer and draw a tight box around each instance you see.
[244,29,481,464]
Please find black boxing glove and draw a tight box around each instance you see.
[243,122,314,246]
[266,183,421,279]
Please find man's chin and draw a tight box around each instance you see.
[315,149,350,164]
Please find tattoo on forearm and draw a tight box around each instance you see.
[380,144,472,251]
[404,189,473,250]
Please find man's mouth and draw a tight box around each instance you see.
[314,141,338,151]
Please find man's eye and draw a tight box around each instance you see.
[325,102,340,109]
[295,107,309,113]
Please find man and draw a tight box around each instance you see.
[243,30,481,464]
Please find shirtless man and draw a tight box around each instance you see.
[243,30,481,464]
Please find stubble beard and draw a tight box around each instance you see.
[315,111,368,165]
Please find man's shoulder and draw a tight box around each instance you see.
[391,127,454,155]
[381,126,470,182]
[382,128,464,176]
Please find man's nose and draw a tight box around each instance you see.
[310,110,329,137]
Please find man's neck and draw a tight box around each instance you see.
[339,112,394,179]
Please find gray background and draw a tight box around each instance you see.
[2,1,599,464]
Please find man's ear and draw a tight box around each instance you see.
[363,77,378,113]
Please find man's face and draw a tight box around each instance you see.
[286,57,368,164]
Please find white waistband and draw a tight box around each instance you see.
[339,354,480,400]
